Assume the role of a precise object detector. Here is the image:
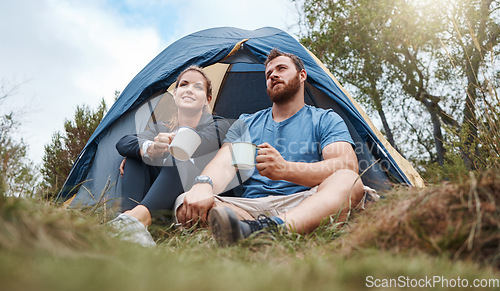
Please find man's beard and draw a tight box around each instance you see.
[267,73,301,104]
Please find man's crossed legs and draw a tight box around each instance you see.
[175,169,364,246]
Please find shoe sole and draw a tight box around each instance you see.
[209,207,243,247]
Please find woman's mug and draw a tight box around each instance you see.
[169,126,202,161]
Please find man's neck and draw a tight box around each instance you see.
[271,96,305,123]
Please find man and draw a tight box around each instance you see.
[176,48,364,246]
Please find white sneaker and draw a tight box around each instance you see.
[108,213,156,247]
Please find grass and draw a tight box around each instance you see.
[1,244,497,291]
[1,174,499,291]
[343,171,500,269]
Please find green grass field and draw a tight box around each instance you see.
[1,173,499,290]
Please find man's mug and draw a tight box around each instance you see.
[231,142,258,170]
[169,126,201,161]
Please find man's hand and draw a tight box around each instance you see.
[119,158,127,177]
[256,142,289,181]
[147,132,175,158]
[177,184,215,228]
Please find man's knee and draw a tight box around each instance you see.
[214,201,253,220]
[319,169,364,204]
[320,168,361,186]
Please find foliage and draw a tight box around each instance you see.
[299,0,500,178]
[0,114,37,197]
[0,82,37,197]
[40,99,107,200]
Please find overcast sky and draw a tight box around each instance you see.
[0,0,301,165]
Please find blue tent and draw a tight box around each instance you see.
[59,27,423,206]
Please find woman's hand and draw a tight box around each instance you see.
[119,158,127,177]
[147,132,176,158]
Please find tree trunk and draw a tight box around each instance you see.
[459,0,492,169]
[422,97,446,166]
[377,106,397,150]
[430,110,445,166]
[461,60,480,169]
[367,75,402,153]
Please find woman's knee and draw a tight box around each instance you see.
[123,157,146,174]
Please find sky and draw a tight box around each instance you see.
[0,0,301,165]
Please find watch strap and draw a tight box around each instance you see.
[194,175,213,188]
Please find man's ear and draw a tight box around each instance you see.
[299,69,307,82]
[206,94,212,104]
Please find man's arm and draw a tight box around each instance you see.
[197,142,238,194]
[256,141,358,188]
[177,143,237,225]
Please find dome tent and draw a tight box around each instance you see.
[59,27,424,207]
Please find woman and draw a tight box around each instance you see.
[109,66,230,247]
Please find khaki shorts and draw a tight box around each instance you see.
[174,186,318,221]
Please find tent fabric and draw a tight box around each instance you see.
[304,49,424,187]
[59,27,423,205]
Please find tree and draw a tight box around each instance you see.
[0,81,37,197]
[41,99,107,199]
[299,0,499,177]
[450,0,500,169]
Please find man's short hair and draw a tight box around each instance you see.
[264,48,305,72]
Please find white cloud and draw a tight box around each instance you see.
[169,0,300,42]
[0,0,300,166]
[49,1,162,102]
[0,0,163,163]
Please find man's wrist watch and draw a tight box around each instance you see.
[194,175,213,188]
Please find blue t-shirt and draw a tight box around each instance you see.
[224,105,354,198]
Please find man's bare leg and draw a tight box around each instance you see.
[278,169,364,233]
[208,169,364,246]
[207,169,363,234]
[213,201,254,220]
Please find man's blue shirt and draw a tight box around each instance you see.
[224,105,354,198]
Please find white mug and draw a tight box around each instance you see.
[231,142,258,170]
[169,126,202,161]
